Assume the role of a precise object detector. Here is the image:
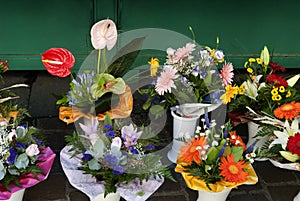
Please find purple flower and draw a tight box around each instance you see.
[16,142,27,149]
[204,111,210,129]
[7,148,18,164]
[144,144,155,150]
[82,151,93,161]
[104,124,114,130]
[105,130,115,138]
[104,154,117,167]
[33,136,44,146]
[121,124,142,148]
[129,147,139,154]
[112,165,124,175]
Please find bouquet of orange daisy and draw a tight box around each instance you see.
[175,114,258,198]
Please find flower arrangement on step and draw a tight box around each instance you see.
[60,114,174,200]
[0,61,55,200]
[223,46,300,126]
[42,18,174,201]
[246,105,300,171]
[41,19,144,125]
[139,36,234,116]
[175,114,258,201]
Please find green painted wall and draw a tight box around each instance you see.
[1,0,300,70]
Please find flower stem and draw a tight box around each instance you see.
[97,49,102,74]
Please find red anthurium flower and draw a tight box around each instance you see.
[287,133,300,156]
[42,48,75,78]
[266,74,288,88]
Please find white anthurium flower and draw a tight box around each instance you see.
[90,19,117,50]
[243,80,258,100]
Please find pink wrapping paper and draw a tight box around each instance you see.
[0,147,56,200]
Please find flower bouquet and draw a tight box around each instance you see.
[224,46,300,151]
[175,115,258,201]
[246,105,300,171]
[0,61,55,200]
[225,46,300,124]
[60,114,174,200]
[139,37,233,163]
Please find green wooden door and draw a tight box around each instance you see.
[1,0,300,70]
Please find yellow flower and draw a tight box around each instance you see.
[279,86,285,93]
[256,58,262,64]
[271,88,278,96]
[238,84,245,95]
[249,58,256,63]
[221,85,239,104]
[244,61,249,68]
[272,95,276,101]
[247,68,253,74]
[148,57,160,76]
[274,94,282,101]
[286,90,291,98]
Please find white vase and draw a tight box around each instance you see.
[3,189,25,201]
[167,110,200,163]
[247,121,269,157]
[90,192,120,201]
[197,188,231,201]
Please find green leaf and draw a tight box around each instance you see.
[230,146,244,162]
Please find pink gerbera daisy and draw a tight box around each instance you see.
[173,43,196,63]
[220,62,234,86]
[155,66,178,95]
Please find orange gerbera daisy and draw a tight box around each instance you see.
[219,154,248,183]
[177,137,207,164]
[274,101,300,120]
[229,131,246,151]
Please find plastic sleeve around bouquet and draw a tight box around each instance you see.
[269,159,300,171]
[60,146,164,201]
[0,147,56,200]
[59,85,133,124]
[175,162,258,192]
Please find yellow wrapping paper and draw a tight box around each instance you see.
[175,162,258,192]
[59,85,133,124]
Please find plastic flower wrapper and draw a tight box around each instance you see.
[225,46,300,126]
[246,106,300,171]
[60,114,174,200]
[0,119,55,200]
[139,37,232,116]
[175,114,258,192]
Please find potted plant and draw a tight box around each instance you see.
[175,114,258,201]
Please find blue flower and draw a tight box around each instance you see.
[33,136,44,146]
[105,130,115,138]
[129,147,139,154]
[16,142,26,149]
[112,165,124,175]
[104,124,114,130]
[104,154,117,167]
[7,148,18,164]
[82,151,93,161]
[204,111,210,129]
[144,144,155,150]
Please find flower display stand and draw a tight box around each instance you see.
[3,189,25,201]
[197,189,231,201]
[91,192,120,201]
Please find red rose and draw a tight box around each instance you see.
[42,48,75,77]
